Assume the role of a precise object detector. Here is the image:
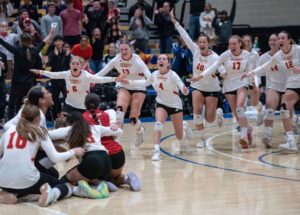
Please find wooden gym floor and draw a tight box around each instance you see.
[1,118,300,215]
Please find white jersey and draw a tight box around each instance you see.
[248,49,260,86]
[257,51,286,92]
[4,108,46,131]
[41,70,115,109]
[0,126,74,189]
[96,53,151,91]
[253,45,300,89]
[175,23,223,92]
[202,50,251,93]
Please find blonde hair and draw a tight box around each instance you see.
[71,56,85,66]
[16,105,48,142]
[230,35,246,50]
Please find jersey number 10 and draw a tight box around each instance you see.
[7,131,27,149]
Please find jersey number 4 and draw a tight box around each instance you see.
[159,82,164,90]
[7,131,27,149]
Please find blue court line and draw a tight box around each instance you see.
[258,151,300,170]
[160,134,300,182]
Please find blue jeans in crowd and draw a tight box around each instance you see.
[89,60,103,73]
[160,36,173,54]
[189,14,200,40]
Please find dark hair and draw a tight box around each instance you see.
[25,86,44,106]
[67,111,90,149]
[198,33,210,43]
[85,93,101,125]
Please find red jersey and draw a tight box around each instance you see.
[82,109,122,155]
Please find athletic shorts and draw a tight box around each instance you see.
[286,88,300,98]
[109,149,126,169]
[224,87,248,95]
[117,87,147,95]
[156,103,182,116]
[77,151,111,180]
[191,87,220,98]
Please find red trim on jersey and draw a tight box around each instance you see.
[121,54,133,61]
[232,50,243,57]
[82,109,122,155]
[71,70,82,77]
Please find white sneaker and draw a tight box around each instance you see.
[279,137,299,152]
[152,150,161,161]
[135,126,145,147]
[196,137,206,148]
[262,135,272,149]
[256,112,264,126]
[216,108,224,128]
[171,141,180,155]
[39,183,56,207]
[183,121,193,140]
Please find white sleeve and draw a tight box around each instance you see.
[137,57,151,78]
[40,70,68,79]
[85,72,115,84]
[41,136,75,162]
[199,13,206,29]
[100,126,123,137]
[0,134,4,158]
[202,52,227,77]
[48,126,71,140]
[4,109,21,131]
[6,3,14,16]
[252,55,278,75]
[174,22,198,53]
[104,109,117,123]
[96,57,117,76]
[174,73,185,92]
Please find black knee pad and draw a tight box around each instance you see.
[116,106,123,112]
[129,117,137,125]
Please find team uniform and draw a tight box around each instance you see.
[96,53,151,93]
[175,23,223,96]
[247,49,260,88]
[40,70,117,111]
[203,50,251,94]
[0,126,74,205]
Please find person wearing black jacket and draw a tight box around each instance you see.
[0,30,53,119]
[189,0,205,40]
[213,0,236,55]
[154,1,175,54]
[47,35,71,119]
[0,51,7,128]
[128,0,153,21]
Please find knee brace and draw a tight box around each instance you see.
[280,103,289,119]
[264,109,275,121]
[154,121,163,132]
[129,117,137,125]
[193,114,204,125]
[254,101,263,112]
[236,107,246,118]
[116,106,123,112]
[130,118,141,129]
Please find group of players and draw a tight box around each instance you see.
[1,9,300,207]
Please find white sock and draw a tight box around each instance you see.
[265,127,272,137]
[241,127,248,138]
[52,188,61,201]
[154,144,160,151]
[72,186,85,197]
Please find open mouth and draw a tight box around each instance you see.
[158,63,164,67]
[73,68,78,72]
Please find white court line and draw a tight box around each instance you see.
[206,130,268,166]
[24,202,69,215]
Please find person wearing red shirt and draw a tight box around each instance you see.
[71,35,93,61]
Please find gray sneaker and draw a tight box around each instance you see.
[126,172,141,191]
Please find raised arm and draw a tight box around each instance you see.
[0,37,20,55]
[229,0,236,23]
[170,9,197,52]
[31,69,68,79]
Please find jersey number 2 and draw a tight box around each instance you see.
[7,131,27,149]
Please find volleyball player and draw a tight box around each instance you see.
[0,105,85,206]
[201,35,253,149]
[127,54,191,161]
[31,56,126,113]
[96,39,151,147]
[170,10,224,148]
[242,34,264,126]
[242,31,300,151]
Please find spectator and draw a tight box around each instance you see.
[13,9,42,38]
[171,36,192,78]
[0,21,18,79]
[20,0,39,22]
[212,0,236,54]
[0,30,53,119]
[188,0,205,40]
[53,0,67,15]
[60,0,82,47]
[128,0,152,21]
[73,0,83,14]
[16,16,42,44]
[0,0,14,24]
[90,28,105,73]
[71,35,93,61]
[0,50,7,128]
[106,0,121,44]
[200,3,215,37]
[85,0,107,38]
[102,42,118,76]
[154,1,175,53]
[130,7,152,53]
[155,0,176,10]
[41,2,63,38]
[47,35,71,119]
